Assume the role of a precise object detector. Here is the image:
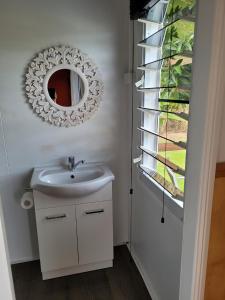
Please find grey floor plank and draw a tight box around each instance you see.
[11,246,152,300]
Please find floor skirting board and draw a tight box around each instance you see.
[127,245,159,300]
[11,256,39,265]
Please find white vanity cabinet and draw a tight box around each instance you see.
[33,183,113,280]
[36,205,78,273]
[76,201,113,265]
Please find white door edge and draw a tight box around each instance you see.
[0,196,15,300]
[179,0,225,299]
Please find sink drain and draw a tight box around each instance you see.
[70,174,75,179]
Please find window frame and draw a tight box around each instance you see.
[135,0,195,209]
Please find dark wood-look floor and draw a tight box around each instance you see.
[12,246,152,300]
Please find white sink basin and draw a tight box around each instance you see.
[31,164,115,198]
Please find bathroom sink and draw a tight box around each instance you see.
[30,164,115,198]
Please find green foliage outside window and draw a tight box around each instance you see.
[156,0,195,194]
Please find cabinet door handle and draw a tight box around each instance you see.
[85,209,104,215]
[45,214,67,220]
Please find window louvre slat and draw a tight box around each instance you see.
[138,86,176,92]
[138,12,195,26]
[138,0,195,25]
[139,165,184,200]
[158,98,189,104]
[140,0,169,24]
[138,18,162,26]
[138,107,189,121]
[138,86,191,93]
[138,53,192,71]
[140,146,185,176]
[138,17,195,49]
[138,19,178,47]
[138,126,187,150]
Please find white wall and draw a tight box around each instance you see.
[129,21,183,300]
[131,176,183,300]
[0,0,130,263]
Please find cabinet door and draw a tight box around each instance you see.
[36,205,78,272]
[76,201,113,265]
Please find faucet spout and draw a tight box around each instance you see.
[68,157,85,171]
[73,160,85,171]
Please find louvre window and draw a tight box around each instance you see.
[136,0,196,202]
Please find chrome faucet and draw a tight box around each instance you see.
[68,157,85,171]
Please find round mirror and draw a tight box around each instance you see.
[25,45,103,127]
[47,69,85,107]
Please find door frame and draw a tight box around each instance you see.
[179,0,225,299]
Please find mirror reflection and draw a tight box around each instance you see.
[48,69,85,107]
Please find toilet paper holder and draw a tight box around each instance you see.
[21,189,34,210]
